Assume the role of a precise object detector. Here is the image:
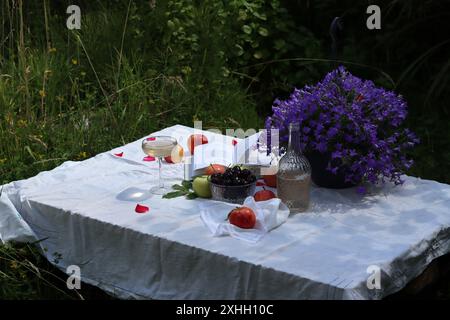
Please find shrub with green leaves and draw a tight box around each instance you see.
[159,0,323,108]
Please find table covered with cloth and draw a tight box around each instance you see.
[1,125,450,299]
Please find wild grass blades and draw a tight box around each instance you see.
[115,0,133,91]
[0,242,83,299]
[74,33,119,128]
[0,0,260,187]
[42,0,51,52]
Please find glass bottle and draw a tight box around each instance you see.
[277,123,311,213]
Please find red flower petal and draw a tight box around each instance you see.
[114,152,124,157]
[256,180,266,186]
[146,137,156,141]
[232,139,238,146]
[143,156,156,162]
[135,204,150,214]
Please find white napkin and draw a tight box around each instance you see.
[200,196,290,243]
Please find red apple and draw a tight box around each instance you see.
[254,188,276,202]
[204,164,227,175]
[263,174,277,188]
[164,144,184,164]
[187,134,208,155]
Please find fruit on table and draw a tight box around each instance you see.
[192,175,212,198]
[164,144,184,164]
[262,174,277,187]
[228,206,256,229]
[210,166,256,186]
[187,134,208,155]
[254,188,276,202]
[204,164,227,176]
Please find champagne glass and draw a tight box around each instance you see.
[142,136,178,195]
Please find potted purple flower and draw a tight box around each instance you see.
[265,66,419,192]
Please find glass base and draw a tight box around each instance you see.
[150,185,172,196]
[116,185,172,201]
[116,187,153,201]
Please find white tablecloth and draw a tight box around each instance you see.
[1,125,450,299]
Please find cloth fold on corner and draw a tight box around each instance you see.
[0,187,37,244]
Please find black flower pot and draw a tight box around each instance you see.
[304,151,356,189]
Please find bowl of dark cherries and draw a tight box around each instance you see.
[209,166,257,204]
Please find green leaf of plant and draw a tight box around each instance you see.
[167,20,175,29]
[242,25,252,35]
[234,44,244,56]
[253,51,263,59]
[253,11,267,21]
[186,192,198,200]
[181,180,192,189]
[172,184,186,191]
[258,27,269,37]
[162,191,186,199]
[238,9,247,21]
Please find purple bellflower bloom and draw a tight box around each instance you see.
[265,66,419,190]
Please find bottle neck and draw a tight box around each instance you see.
[287,124,300,153]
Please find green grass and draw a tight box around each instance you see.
[0,242,112,299]
[0,2,261,185]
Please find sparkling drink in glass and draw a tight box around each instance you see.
[142,136,178,195]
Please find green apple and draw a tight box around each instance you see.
[193,175,212,198]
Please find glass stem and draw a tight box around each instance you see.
[158,158,163,189]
